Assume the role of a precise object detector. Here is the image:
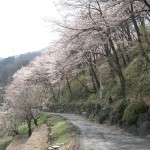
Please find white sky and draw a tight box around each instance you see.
[0,0,60,58]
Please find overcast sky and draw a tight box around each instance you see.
[0,0,60,58]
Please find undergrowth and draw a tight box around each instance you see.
[50,116,74,145]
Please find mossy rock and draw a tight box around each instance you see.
[123,100,148,125]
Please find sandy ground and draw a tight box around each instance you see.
[6,124,49,150]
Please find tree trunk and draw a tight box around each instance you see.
[89,68,97,92]
[33,118,38,126]
[109,37,126,99]
[130,5,150,62]
[75,76,96,93]
[140,17,150,45]
[125,22,132,42]
[104,43,116,83]
[49,84,57,101]
[118,70,126,100]
[66,75,72,96]
[84,52,100,89]
[143,0,150,9]
[117,45,127,67]
[27,119,32,137]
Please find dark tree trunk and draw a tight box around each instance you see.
[66,75,72,96]
[130,5,150,62]
[84,52,100,89]
[104,43,116,83]
[140,17,150,45]
[89,67,97,92]
[109,37,126,99]
[49,84,57,101]
[31,113,38,126]
[122,44,131,64]
[143,0,150,9]
[27,119,32,137]
[125,22,132,42]
[118,70,126,99]
[75,76,96,93]
[117,45,127,67]
[33,118,38,126]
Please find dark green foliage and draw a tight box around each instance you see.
[113,100,128,119]
[125,55,150,98]
[98,113,108,123]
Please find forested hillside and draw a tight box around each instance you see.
[0,51,41,104]
[0,0,150,144]
[0,51,41,86]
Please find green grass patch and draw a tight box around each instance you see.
[51,116,74,145]
[37,115,48,125]
[18,114,49,136]
[0,136,12,149]
[0,114,50,150]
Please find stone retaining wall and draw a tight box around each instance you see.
[45,103,150,137]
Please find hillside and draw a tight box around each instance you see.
[0,51,41,103]
[0,1,150,149]
[0,51,41,86]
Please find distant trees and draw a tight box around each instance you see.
[0,51,41,86]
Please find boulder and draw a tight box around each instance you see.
[137,113,149,127]
[127,125,138,135]
[109,115,119,125]
[138,121,150,136]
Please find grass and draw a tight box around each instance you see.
[50,116,74,145]
[61,73,93,103]
[0,114,49,150]
[0,136,12,149]
[18,114,49,136]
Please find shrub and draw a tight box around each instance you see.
[123,100,148,125]
[113,100,128,119]
[98,114,107,123]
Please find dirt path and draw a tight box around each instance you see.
[55,113,150,150]
[6,124,49,150]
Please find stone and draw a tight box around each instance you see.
[52,145,60,149]
[127,125,138,135]
[82,112,87,118]
[109,115,119,125]
[138,121,150,136]
[137,113,149,127]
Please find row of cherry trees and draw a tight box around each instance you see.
[1,0,150,136]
